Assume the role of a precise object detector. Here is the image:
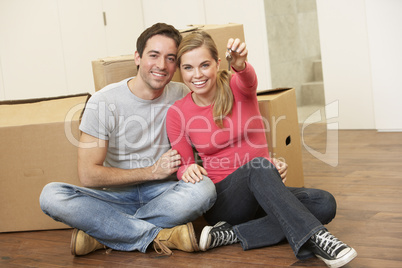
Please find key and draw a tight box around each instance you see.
[226,48,232,71]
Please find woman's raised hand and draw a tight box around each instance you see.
[226,38,248,71]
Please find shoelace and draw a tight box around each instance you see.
[153,238,173,256]
[313,230,344,257]
[210,230,238,249]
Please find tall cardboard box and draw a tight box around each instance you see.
[257,88,304,187]
[92,24,245,91]
[0,94,90,232]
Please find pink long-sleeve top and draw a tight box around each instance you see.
[166,63,271,184]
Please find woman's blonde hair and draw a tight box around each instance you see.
[177,31,233,128]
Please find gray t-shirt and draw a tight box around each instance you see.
[80,77,189,170]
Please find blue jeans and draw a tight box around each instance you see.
[204,157,336,259]
[40,176,216,253]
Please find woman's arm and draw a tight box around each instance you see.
[166,104,207,183]
[230,62,258,94]
[227,38,258,94]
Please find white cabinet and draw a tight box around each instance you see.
[0,0,67,100]
[0,0,144,100]
[57,0,107,96]
[0,55,4,100]
[102,0,143,56]
[141,0,205,29]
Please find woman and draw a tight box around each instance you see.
[166,31,356,268]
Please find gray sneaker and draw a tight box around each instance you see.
[199,221,239,251]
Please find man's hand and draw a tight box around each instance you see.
[272,158,288,184]
[182,164,208,184]
[151,149,182,180]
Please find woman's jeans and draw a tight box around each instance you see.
[40,176,216,253]
[204,157,337,259]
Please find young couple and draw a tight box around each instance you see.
[40,23,356,268]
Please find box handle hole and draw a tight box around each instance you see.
[286,135,291,146]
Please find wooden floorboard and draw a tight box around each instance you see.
[1,129,402,267]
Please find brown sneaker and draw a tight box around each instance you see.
[153,222,199,255]
[70,229,106,256]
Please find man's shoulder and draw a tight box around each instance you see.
[169,91,191,109]
[89,78,131,102]
[165,81,190,98]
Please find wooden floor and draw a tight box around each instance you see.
[1,128,402,267]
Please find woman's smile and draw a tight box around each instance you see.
[180,46,220,104]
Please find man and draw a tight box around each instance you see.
[40,23,217,256]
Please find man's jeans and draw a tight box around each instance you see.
[40,176,216,253]
[204,157,336,259]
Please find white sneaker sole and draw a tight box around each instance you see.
[199,225,213,251]
[317,247,357,268]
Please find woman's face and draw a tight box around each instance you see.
[179,46,220,100]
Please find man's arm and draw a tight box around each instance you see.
[77,132,181,188]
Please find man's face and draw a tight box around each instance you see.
[135,35,178,91]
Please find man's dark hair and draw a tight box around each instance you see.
[136,23,182,58]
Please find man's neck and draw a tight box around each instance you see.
[127,77,164,100]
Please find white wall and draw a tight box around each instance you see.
[316,0,402,130]
[365,0,402,131]
[316,0,376,129]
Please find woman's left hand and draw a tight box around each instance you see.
[181,164,208,184]
[227,38,248,71]
[272,158,288,184]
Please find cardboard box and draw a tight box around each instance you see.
[257,88,304,187]
[92,23,245,91]
[92,54,137,92]
[0,94,90,232]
